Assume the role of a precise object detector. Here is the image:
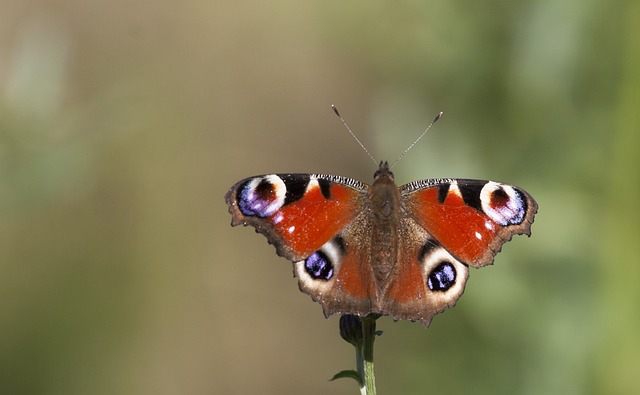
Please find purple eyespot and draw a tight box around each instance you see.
[237,176,286,218]
[480,183,527,226]
[427,262,456,291]
[305,251,334,281]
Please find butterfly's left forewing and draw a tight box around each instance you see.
[226,174,366,260]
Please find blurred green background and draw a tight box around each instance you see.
[1,1,638,394]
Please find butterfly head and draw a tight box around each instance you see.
[373,161,394,182]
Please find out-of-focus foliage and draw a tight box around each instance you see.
[1,1,637,394]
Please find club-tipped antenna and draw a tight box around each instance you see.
[389,111,443,169]
[331,105,377,166]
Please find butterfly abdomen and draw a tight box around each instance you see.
[369,166,403,299]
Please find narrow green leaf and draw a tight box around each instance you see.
[330,369,363,385]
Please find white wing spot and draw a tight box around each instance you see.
[475,231,482,240]
[484,221,495,231]
[288,226,295,234]
[448,182,462,198]
[306,178,320,193]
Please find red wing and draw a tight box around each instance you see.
[383,231,470,326]
[401,179,537,267]
[225,174,369,261]
[293,225,377,319]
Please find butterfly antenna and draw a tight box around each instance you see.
[389,111,443,169]
[331,105,377,166]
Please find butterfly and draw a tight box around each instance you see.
[225,115,538,327]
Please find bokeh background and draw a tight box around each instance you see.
[1,1,638,394]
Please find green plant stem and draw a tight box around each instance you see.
[357,317,377,395]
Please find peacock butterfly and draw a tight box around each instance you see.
[225,111,537,327]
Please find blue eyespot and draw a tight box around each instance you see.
[238,182,268,216]
[237,177,285,217]
[305,251,334,280]
[427,262,456,291]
